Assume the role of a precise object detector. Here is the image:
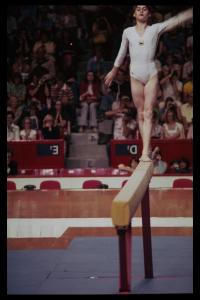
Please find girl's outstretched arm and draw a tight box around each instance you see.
[157,7,193,34]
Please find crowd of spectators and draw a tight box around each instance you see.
[7,5,193,163]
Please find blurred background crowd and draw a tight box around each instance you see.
[7,5,193,165]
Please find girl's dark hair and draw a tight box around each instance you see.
[132,5,153,25]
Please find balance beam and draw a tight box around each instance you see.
[111,161,154,293]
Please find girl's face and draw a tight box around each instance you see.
[134,6,150,22]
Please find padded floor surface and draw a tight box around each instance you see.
[7,236,193,294]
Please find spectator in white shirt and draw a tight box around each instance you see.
[20,117,37,140]
[162,108,185,139]
[7,111,20,141]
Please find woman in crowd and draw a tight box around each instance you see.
[162,108,185,139]
[20,116,37,140]
[78,71,100,133]
[41,114,60,139]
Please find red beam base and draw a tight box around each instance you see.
[117,223,132,292]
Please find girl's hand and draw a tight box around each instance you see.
[104,70,115,87]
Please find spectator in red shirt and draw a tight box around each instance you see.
[77,71,100,133]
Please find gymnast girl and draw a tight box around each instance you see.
[105,5,193,161]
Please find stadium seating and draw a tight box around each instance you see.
[172,178,193,188]
[40,180,61,190]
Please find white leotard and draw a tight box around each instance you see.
[114,9,193,84]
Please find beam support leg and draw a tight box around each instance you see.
[141,187,153,278]
[117,223,132,292]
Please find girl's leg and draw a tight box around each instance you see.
[142,75,159,159]
[130,77,145,140]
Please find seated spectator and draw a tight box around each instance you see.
[178,157,191,173]
[7,111,20,141]
[7,95,25,126]
[169,159,180,173]
[87,47,106,80]
[118,157,139,173]
[162,108,185,139]
[49,74,74,104]
[151,146,168,175]
[20,117,37,140]
[7,148,18,176]
[33,30,56,56]
[31,44,56,80]
[122,108,138,139]
[160,97,182,124]
[151,110,163,139]
[109,68,131,101]
[41,114,60,139]
[105,95,137,140]
[7,72,26,103]
[180,92,193,133]
[52,100,69,134]
[78,71,100,133]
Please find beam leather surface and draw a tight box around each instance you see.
[111,162,154,226]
